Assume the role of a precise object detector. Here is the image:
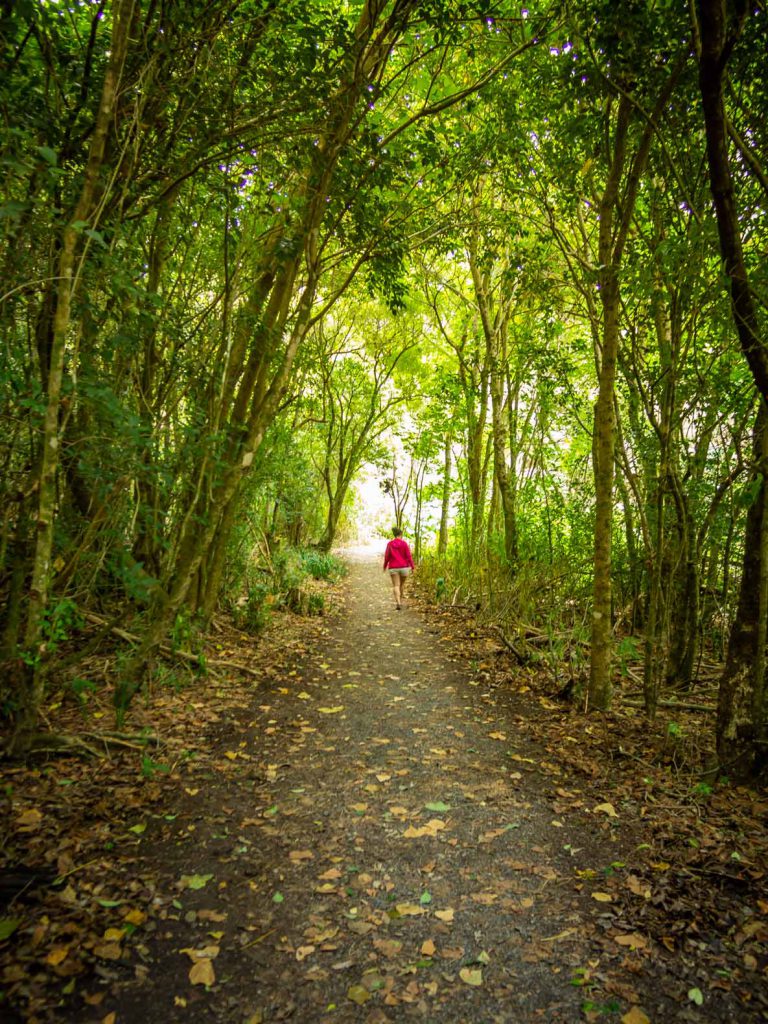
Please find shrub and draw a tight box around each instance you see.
[301,549,346,581]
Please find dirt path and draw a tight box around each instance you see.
[67,552,764,1023]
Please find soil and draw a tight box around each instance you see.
[2,550,767,1023]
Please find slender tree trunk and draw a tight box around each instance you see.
[697,0,768,771]
[716,406,768,771]
[588,63,678,708]
[438,433,452,556]
[9,1,133,755]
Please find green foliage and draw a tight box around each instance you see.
[233,583,272,635]
[301,549,346,582]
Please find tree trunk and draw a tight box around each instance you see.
[438,433,452,557]
[9,2,132,755]
[716,406,768,773]
[697,0,768,772]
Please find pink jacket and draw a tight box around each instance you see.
[383,537,414,570]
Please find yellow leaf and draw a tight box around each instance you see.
[318,868,343,880]
[295,945,315,961]
[488,732,506,741]
[615,932,649,950]
[224,751,238,760]
[376,773,391,782]
[403,819,446,839]
[289,850,314,862]
[318,706,344,714]
[124,908,146,926]
[102,1014,116,1024]
[421,939,436,956]
[93,942,122,961]
[434,908,454,922]
[103,927,126,941]
[349,803,368,813]
[46,946,69,966]
[15,808,43,832]
[627,875,651,899]
[459,967,483,986]
[591,892,613,902]
[621,1009,651,1024]
[189,958,216,986]
[347,984,371,1005]
[395,902,425,916]
[180,945,220,961]
[593,802,619,818]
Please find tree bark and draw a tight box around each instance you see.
[9,1,133,755]
[438,432,452,557]
[697,0,768,772]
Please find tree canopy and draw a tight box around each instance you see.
[2,0,767,774]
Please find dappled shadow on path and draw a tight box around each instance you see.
[66,553,763,1023]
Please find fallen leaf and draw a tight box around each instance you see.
[318,706,344,714]
[15,808,43,832]
[180,945,220,961]
[198,909,227,922]
[591,892,613,902]
[93,942,122,961]
[434,908,454,922]
[124,908,146,926]
[0,918,21,940]
[593,802,618,818]
[373,938,403,957]
[289,850,314,862]
[189,958,215,986]
[179,873,213,891]
[626,875,651,899]
[421,939,436,956]
[394,902,425,917]
[424,801,451,812]
[459,967,483,986]
[621,1008,651,1024]
[403,819,446,839]
[614,932,648,950]
[488,732,506,741]
[46,946,70,966]
[347,984,371,1005]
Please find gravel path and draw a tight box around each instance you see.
[74,551,750,1023]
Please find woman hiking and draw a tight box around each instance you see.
[382,526,415,610]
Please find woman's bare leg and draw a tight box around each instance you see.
[389,573,401,607]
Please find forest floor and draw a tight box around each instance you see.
[2,550,768,1024]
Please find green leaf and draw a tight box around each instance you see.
[36,145,57,165]
[180,873,213,890]
[272,891,284,903]
[0,918,21,940]
[419,890,432,905]
[688,988,704,1006]
[129,822,147,834]
[424,801,450,812]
